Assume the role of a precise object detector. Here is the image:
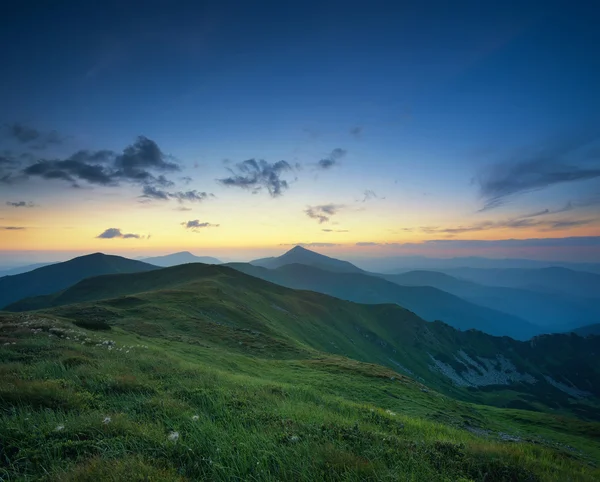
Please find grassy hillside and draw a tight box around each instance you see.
[6,263,599,414]
[0,253,157,309]
[226,262,541,340]
[1,267,599,480]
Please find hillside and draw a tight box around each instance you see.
[2,263,600,480]
[0,253,157,309]
[141,251,222,267]
[8,262,598,410]
[225,262,540,340]
[251,246,364,273]
[441,267,600,299]
[382,270,600,329]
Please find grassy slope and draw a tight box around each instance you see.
[2,311,600,481]
[5,264,600,412]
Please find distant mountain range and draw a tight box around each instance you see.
[229,259,541,340]
[3,246,598,341]
[350,255,600,274]
[0,253,157,309]
[381,270,600,330]
[140,251,222,267]
[0,262,57,277]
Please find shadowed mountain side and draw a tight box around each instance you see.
[0,253,157,309]
[572,324,600,337]
[5,261,599,416]
[140,251,222,267]
[0,262,57,277]
[251,245,364,273]
[226,263,540,340]
[381,270,600,330]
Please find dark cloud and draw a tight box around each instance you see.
[181,219,220,231]
[141,185,213,203]
[96,228,142,239]
[361,189,385,202]
[305,204,344,224]
[541,219,594,230]
[5,123,64,148]
[217,159,293,197]
[0,226,25,230]
[477,135,600,211]
[180,176,193,184]
[11,136,203,199]
[356,242,380,246]
[350,126,363,139]
[6,201,35,208]
[317,148,347,170]
[23,159,116,187]
[322,229,349,232]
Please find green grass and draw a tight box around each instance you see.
[1,313,599,481]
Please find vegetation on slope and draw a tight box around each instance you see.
[1,311,599,481]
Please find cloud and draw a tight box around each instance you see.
[96,228,142,239]
[5,123,64,148]
[0,226,25,230]
[317,148,347,170]
[349,126,363,139]
[361,189,385,202]
[305,204,344,224]
[14,136,188,192]
[6,201,35,208]
[477,135,600,211]
[356,242,380,246]
[181,219,220,231]
[322,229,349,232]
[419,214,596,235]
[141,186,213,203]
[217,159,294,197]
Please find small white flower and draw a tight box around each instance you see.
[55,424,65,431]
[191,415,199,421]
[168,431,179,442]
[289,435,300,443]
[385,409,396,416]
[102,417,111,425]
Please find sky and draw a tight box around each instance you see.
[1,0,599,265]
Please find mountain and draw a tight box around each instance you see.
[352,255,600,273]
[223,262,540,340]
[0,261,57,277]
[251,245,364,273]
[3,263,599,480]
[0,253,157,309]
[382,270,600,329]
[440,267,600,299]
[140,251,222,267]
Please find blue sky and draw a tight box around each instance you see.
[0,0,599,263]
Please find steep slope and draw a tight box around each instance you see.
[251,246,364,273]
[382,270,600,329]
[141,251,222,266]
[0,253,157,309]
[227,263,540,340]
[441,267,600,299]
[6,262,599,417]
